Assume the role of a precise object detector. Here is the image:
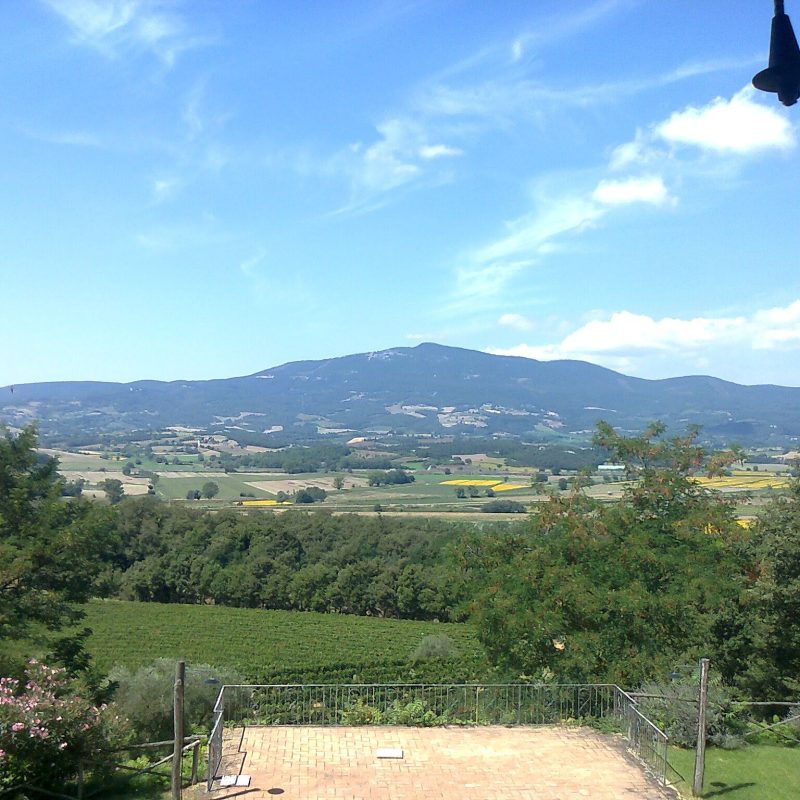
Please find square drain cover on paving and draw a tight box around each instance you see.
[376,748,404,759]
[220,775,251,787]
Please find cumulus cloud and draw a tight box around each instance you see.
[553,311,743,354]
[490,300,800,382]
[655,87,795,154]
[608,87,794,175]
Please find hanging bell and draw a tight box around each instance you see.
[753,0,800,106]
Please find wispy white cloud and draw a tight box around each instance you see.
[592,175,672,207]
[329,118,463,212]
[135,215,231,250]
[498,313,534,331]
[419,144,463,160]
[240,248,267,278]
[449,85,793,315]
[151,176,180,201]
[509,0,635,64]
[182,82,206,140]
[451,172,670,311]
[406,332,434,341]
[41,0,209,66]
[415,55,762,125]
[21,128,104,148]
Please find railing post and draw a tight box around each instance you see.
[172,660,185,800]
[693,658,710,797]
[191,740,199,785]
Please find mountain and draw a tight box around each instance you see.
[2,343,800,445]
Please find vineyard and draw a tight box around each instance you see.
[83,600,489,684]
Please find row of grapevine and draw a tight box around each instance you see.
[83,600,489,683]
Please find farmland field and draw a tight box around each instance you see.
[82,600,489,684]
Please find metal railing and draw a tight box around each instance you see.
[207,683,668,790]
[614,686,669,784]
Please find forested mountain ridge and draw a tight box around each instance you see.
[2,342,799,444]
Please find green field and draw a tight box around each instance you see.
[154,473,276,500]
[83,600,489,684]
[668,745,800,799]
[151,468,546,510]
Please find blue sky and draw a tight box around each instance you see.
[3,0,800,387]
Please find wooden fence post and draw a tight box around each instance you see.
[172,661,185,800]
[693,658,710,797]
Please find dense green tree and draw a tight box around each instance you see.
[481,499,526,513]
[0,426,113,671]
[464,423,745,685]
[100,478,124,504]
[102,502,469,620]
[201,481,220,499]
[367,469,415,487]
[713,479,800,698]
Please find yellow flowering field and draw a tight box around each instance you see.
[693,474,789,490]
[440,479,502,486]
[492,483,529,492]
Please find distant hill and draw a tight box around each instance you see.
[2,343,799,445]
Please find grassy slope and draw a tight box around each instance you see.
[668,745,800,799]
[83,599,488,684]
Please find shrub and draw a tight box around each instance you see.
[410,635,458,663]
[341,699,449,727]
[108,659,240,742]
[295,487,327,504]
[637,665,747,749]
[340,699,383,725]
[383,699,447,726]
[481,500,526,513]
[0,660,126,790]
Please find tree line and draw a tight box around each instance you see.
[2,422,800,703]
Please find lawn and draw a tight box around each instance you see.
[667,744,800,799]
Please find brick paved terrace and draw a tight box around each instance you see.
[204,725,680,800]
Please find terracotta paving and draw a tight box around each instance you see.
[206,725,679,800]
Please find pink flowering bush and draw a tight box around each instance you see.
[0,660,127,789]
